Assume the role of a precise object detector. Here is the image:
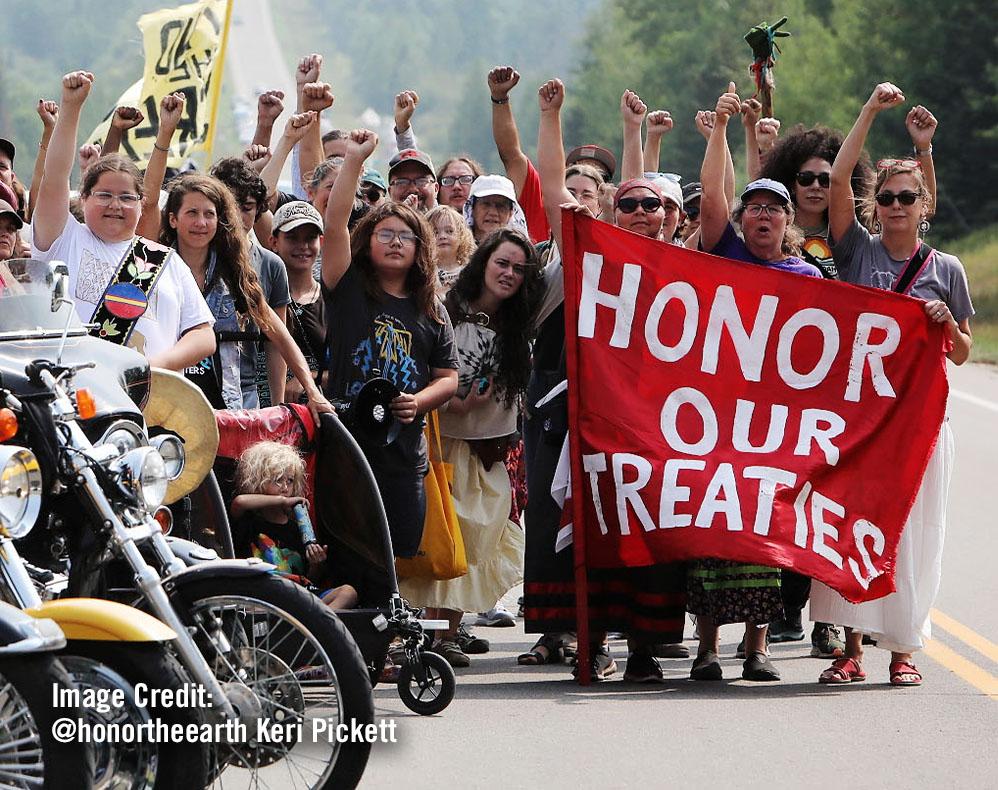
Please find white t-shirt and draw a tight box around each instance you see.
[31,213,213,358]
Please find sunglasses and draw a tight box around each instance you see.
[684,205,700,220]
[795,171,830,188]
[617,197,663,214]
[876,158,921,171]
[874,190,920,207]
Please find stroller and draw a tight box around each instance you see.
[181,403,456,716]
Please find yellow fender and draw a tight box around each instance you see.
[26,599,176,642]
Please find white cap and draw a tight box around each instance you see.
[468,174,516,202]
[272,201,324,233]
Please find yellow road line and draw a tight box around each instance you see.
[930,608,998,664]
[923,641,998,700]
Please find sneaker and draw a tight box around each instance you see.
[476,604,516,627]
[768,612,805,643]
[690,650,723,681]
[432,639,471,668]
[456,624,490,654]
[623,651,666,683]
[742,652,781,681]
[652,642,691,658]
[572,646,617,681]
[810,623,846,658]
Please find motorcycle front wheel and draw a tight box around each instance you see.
[168,574,374,790]
[0,654,95,789]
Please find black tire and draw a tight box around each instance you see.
[0,654,95,789]
[62,640,211,790]
[169,573,374,790]
[397,650,455,716]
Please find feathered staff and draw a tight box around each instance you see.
[744,17,791,118]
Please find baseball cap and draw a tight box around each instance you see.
[740,178,791,205]
[682,181,703,205]
[566,145,616,180]
[388,149,435,178]
[468,174,516,203]
[272,201,324,234]
[360,168,387,192]
[0,199,24,229]
[0,138,14,163]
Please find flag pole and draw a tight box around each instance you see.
[203,0,234,163]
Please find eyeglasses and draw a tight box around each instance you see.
[390,176,434,188]
[874,190,920,207]
[876,158,921,171]
[743,203,787,218]
[358,186,385,203]
[89,191,141,207]
[373,229,419,245]
[440,175,475,187]
[475,196,513,212]
[795,171,830,188]
[617,197,663,214]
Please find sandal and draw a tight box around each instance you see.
[517,635,563,666]
[819,657,866,684]
[889,660,922,687]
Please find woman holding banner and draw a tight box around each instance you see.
[692,82,824,683]
[810,83,973,687]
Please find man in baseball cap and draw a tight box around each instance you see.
[359,168,387,206]
[0,198,25,263]
[739,177,792,206]
[388,148,437,210]
[565,144,616,182]
[681,181,703,241]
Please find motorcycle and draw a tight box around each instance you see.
[0,259,373,788]
[0,599,93,789]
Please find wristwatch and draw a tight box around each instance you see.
[913,145,933,156]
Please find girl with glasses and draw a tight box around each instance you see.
[321,129,459,565]
[810,82,973,688]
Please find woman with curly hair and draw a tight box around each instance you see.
[759,123,875,280]
[400,228,542,666]
[160,173,333,416]
[321,129,459,566]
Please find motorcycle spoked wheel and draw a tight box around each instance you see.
[168,574,374,790]
[61,642,212,790]
[0,654,96,790]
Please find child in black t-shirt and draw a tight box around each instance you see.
[232,441,357,609]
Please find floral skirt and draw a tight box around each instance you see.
[687,559,783,626]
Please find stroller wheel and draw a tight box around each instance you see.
[397,651,455,715]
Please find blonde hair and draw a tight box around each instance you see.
[235,441,307,498]
[861,163,930,232]
[426,204,475,266]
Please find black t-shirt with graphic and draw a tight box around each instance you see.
[322,265,458,473]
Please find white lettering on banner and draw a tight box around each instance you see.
[659,459,706,528]
[645,281,699,362]
[776,308,840,389]
[794,409,847,466]
[660,387,718,456]
[846,313,901,402]
[578,253,641,348]
[582,455,885,573]
[701,286,778,381]
[583,453,609,535]
[732,399,789,454]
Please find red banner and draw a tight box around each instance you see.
[561,212,948,603]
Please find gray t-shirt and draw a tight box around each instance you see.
[831,219,974,322]
[241,243,291,406]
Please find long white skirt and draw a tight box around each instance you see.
[400,436,524,612]
[810,421,953,653]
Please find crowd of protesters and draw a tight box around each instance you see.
[0,50,972,688]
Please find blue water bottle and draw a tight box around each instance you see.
[293,503,318,546]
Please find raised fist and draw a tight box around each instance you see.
[537,79,565,113]
[488,66,520,101]
[37,100,59,129]
[866,82,905,113]
[301,82,334,113]
[646,110,674,137]
[111,106,144,131]
[61,71,94,106]
[394,90,419,130]
[257,90,285,123]
[297,54,323,87]
[159,93,186,132]
[620,89,647,127]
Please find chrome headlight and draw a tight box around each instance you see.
[98,420,146,456]
[0,447,43,538]
[112,447,168,510]
[149,434,185,481]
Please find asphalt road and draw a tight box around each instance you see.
[362,360,998,790]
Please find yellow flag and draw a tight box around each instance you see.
[87,0,230,168]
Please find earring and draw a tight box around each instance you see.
[873,220,882,234]
[918,218,931,235]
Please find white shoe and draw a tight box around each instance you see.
[476,605,516,627]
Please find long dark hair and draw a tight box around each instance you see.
[759,124,873,221]
[444,229,542,406]
[349,201,441,321]
[159,173,271,331]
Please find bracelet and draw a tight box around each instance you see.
[913,144,933,156]
[153,141,170,153]
[490,96,509,105]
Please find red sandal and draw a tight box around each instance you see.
[889,660,922,687]
[819,657,866,684]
